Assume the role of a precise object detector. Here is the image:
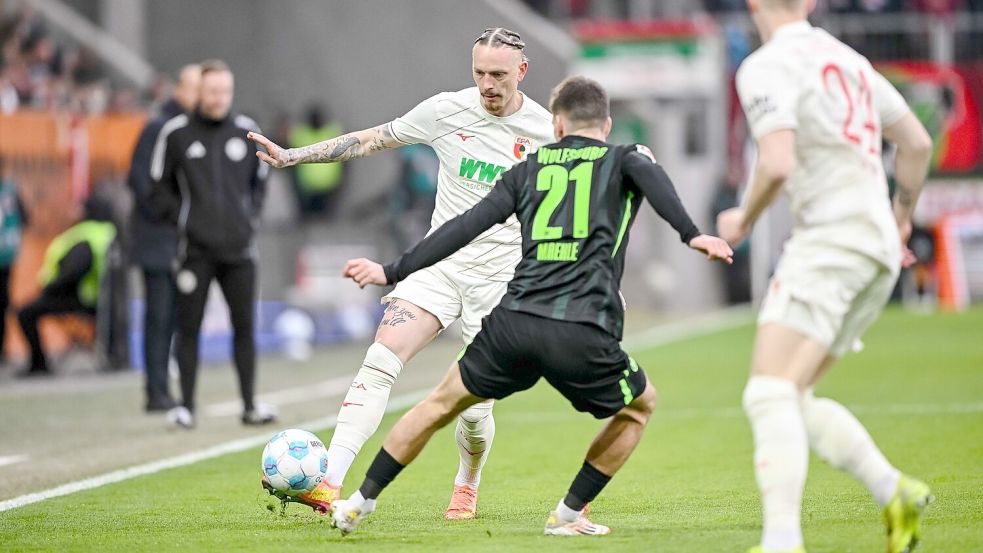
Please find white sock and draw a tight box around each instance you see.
[801,390,900,506]
[328,343,402,487]
[325,445,356,488]
[555,499,582,522]
[346,490,376,514]
[743,376,807,551]
[454,400,495,489]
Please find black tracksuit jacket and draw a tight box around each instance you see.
[149,110,268,262]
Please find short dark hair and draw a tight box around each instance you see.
[199,59,231,77]
[474,28,528,63]
[549,76,609,128]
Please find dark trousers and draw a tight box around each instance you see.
[143,269,176,407]
[18,289,93,373]
[175,255,257,413]
[0,266,10,359]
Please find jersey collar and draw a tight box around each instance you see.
[557,134,606,146]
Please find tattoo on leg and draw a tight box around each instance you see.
[381,305,419,327]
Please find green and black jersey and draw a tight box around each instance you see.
[383,135,700,340]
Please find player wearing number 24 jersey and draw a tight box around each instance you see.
[716,2,934,552]
[734,18,910,266]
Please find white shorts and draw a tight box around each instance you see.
[758,240,899,358]
[382,259,508,344]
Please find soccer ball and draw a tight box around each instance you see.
[261,429,328,496]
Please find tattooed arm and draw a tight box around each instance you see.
[247,124,401,169]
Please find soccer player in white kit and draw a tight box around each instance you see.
[248,28,554,520]
[716,1,935,552]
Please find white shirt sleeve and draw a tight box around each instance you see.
[737,54,800,139]
[871,70,910,128]
[388,92,446,145]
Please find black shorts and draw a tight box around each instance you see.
[458,307,647,419]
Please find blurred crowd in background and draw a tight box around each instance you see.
[1,6,141,114]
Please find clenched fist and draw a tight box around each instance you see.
[343,258,388,288]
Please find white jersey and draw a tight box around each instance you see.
[737,21,911,268]
[388,87,554,281]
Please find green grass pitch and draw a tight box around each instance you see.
[1,307,980,552]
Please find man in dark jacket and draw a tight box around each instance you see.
[150,59,275,429]
[127,63,200,411]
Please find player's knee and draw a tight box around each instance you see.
[742,375,799,417]
[636,383,657,417]
[621,383,657,425]
[800,391,854,468]
[458,400,494,426]
[374,329,422,363]
[356,342,402,390]
[801,394,833,449]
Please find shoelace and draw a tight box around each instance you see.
[448,487,476,509]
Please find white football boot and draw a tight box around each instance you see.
[331,497,375,535]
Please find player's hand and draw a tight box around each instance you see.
[247,132,294,168]
[897,219,917,268]
[343,258,388,288]
[688,234,734,265]
[901,247,917,268]
[716,207,751,247]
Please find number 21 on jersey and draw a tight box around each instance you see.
[532,162,593,240]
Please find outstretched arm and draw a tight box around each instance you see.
[716,129,796,247]
[247,124,401,169]
[344,174,519,288]
[624,150,733,264]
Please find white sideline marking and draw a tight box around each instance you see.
[0,392,427,514]
[204,376,355,418]
[622,304,752,352]
[0,456,27,468]
[0,308,750,513]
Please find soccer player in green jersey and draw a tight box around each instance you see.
[333,76,733,536]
